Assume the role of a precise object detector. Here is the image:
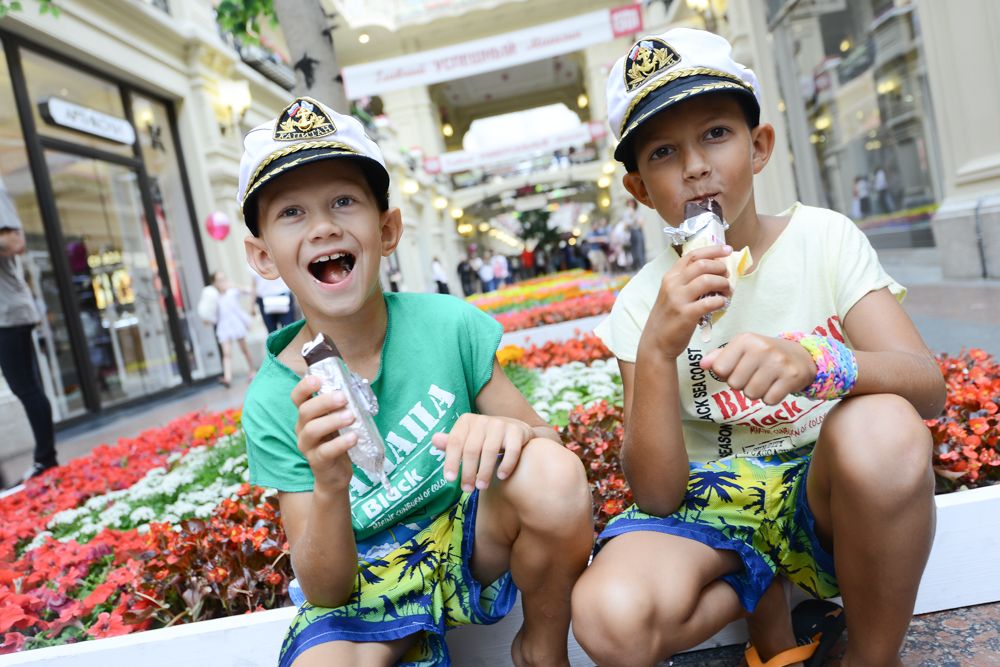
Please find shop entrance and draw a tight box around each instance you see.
[45,150,181,406]
[0,33,216,425]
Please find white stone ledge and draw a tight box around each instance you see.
[7,484,998,665]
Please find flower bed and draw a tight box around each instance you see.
[468,270,628,332]
[0,409,292,655]
[927,348,1000,490]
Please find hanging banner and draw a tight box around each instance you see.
[423,121,606,174]
[341,4,643,99]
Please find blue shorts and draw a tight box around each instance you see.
[280,491,517,667]
[598,447,838,612]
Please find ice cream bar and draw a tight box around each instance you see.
[675,200,753,341]
[302,332,389,489]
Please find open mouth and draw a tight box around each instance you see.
[689,193,719,205]
[309,252,356,285]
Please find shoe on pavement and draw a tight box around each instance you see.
[22,461,57,482]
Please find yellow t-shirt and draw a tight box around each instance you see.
[594,203,905,462]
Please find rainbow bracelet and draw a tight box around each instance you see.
[778,332,858,401]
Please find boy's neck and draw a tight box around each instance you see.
[301,290,388,380]
[721,196,767,258]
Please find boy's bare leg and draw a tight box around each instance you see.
[292,636,414,666]
[473,438,594,667]
[571,532,744,667]
[807,394,935,667]
[745,579,801,666]
[220,340,232,385]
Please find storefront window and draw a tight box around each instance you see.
[44,151,182,406]
[21,49,134,157]
[132,93,221,379]
[0,41,87,421]
[772,0,940,235]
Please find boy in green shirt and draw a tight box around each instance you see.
[239,97,592,666]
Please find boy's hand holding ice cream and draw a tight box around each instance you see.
[664,198,753,340]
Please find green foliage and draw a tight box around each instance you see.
[214,0,275,44]
[502,363,540,399]
[0,0,60,17]
[518,209,560,248]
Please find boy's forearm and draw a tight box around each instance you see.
[623,342,691,516]
[291,485,358,608]
[851,350,945,419]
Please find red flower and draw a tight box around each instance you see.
[1,631,25,654]
[85,611,131,639]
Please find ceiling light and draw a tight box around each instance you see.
[433,196,449,210]
[577,93,589,109]
[442,123,454,138]
[597,176,611,189]
[401,179,420,195]
[450,207,464,219]
[359,33,370,44]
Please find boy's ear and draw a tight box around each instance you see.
[380,207,404,256]
[750,122,776,175]
[622,172,655,209]
[245,234,280,280]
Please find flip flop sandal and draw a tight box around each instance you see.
[792,599,845,667]
[744,599,845,667]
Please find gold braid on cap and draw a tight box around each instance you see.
[242,140,362,205]
[619,67,755,137]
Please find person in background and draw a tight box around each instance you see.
[456,256,474,296]
[491,251,510,287]
[854,174,872,218]
[520,245,535,279]
[609,216,631,274]
[201,271,257,387]
[534,245,550,276]
[624,198,647,270]
[586,220,610,274]
[250,266,297,333]
[478,251,496,292]
[0,206,57,482]
[874,164,895,214]
[431,256,450,294]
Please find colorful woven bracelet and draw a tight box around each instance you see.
[778,332,858,401]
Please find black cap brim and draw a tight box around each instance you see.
[614,74,759,163]
[242,147,390,235]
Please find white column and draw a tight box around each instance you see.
[726,0,800,215]
[380,86,446,156]
[917,0,1000,278]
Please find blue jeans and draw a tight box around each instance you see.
[0,325,56,466]
[256,295,298,334]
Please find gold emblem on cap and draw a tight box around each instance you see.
[625,38,680,92]
[274,97,336,141]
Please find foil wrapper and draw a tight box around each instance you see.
[302,332,389,489]
[672,200,753,341]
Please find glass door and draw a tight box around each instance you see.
[44,150,181,406]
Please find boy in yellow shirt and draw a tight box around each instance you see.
[571,29,945,667]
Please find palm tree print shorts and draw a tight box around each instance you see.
[598,447,838,612]
[279,491,517,667]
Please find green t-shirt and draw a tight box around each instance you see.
[243,291,503,541]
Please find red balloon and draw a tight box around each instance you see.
[205,212,231,241]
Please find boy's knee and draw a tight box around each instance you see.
[572,572,661,665]
[822,394,932,490]
[505,439,591,532]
